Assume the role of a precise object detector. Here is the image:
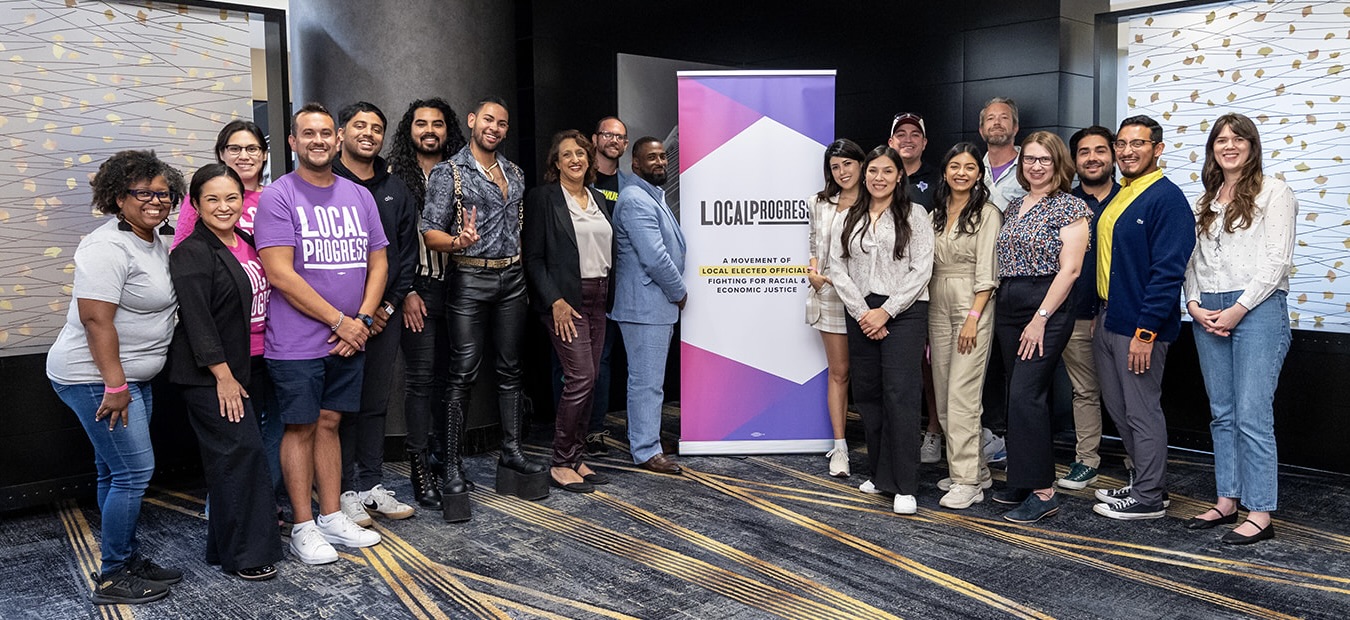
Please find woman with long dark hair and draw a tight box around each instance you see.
[1182,113,1296,544]
[806,139,865,478]
[168,164,281,580]
[827,146,934,515]
[990,131,1091,524]
[46,150,186,604]
[928,143,1001,509]
[523,130,614,493]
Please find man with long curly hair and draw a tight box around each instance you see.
[388,98,467,509]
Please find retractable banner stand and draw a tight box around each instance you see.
[677,70,836,455]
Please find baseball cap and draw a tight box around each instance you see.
[890,112,926,137]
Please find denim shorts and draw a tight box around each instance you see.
[266,355,364,424]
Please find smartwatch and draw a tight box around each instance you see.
[381,300,396,316]
[356,313,375,328]
[1134,327,1157,344]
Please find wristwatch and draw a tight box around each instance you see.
[1134,327,1157,344]
[1036,308,1050,320]
[356,313,375,328]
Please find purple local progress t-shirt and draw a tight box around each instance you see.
[253,172,389,360]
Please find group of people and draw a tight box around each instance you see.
[44,91,1294,604]
[44,95,695,605]
[805,98,1295,548]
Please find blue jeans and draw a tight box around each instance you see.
[1192,290,1289,511]
[618,321,674,464]
[52,381,155,575]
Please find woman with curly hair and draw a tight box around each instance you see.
[46,150,186,604]
[928,143,1001,510]
[1182,113,1297,545]
[827,146,935,515]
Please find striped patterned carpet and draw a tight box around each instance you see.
[3,407,1348,619]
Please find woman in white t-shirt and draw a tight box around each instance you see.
[1183,113,1297,545]
[46,150,185,605]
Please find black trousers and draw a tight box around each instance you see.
[846,295,928,496]
[341,310,404,492]
[995,275,1076,490]
[181,384,283,572]
[445,263,528,402]
[401,276,451,453]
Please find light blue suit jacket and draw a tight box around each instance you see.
[608,175,686,325]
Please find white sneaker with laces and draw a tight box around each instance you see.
[920,432,943,464]
[826,448,851,478]
[938,466,993,491]
[316,511,381,548]
[939,483,985,509]
[340,490,373,527]
[362,484,415,520]
[859,480,882,494]
[289,523,338,565]
[893,494,917,515]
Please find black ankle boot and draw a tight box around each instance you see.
[498,392,545,474]
[441,399,472,523]
[407,450,442,508]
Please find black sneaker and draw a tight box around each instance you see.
[584,430,610,455]
[1092,496,1166,520]
[1095,485,1171,508]
[90,567,170,605]
[128,555,183,585]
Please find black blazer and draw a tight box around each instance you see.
[167,219,256,387]
[522,183,614,314]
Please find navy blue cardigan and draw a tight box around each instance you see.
[1100,176,1196,342]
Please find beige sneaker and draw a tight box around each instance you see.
[938,465,993,491]
[362,484,415,520]
[939,483,985,509]
[826,448,850,478]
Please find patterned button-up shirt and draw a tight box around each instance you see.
[419,145,526,259]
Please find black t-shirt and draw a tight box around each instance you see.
[594,171,619,210]
[906,161,937,213]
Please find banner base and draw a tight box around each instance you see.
[678,439,834,456]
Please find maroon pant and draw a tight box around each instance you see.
[544,277,609,467]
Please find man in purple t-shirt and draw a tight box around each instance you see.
[255,103,389,566]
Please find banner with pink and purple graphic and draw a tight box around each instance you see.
[677,70,835,455]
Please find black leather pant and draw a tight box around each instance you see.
[444,263,527,402]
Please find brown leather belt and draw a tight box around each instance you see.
[451,254,521,269]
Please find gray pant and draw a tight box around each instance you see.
[1093,310,1169,506]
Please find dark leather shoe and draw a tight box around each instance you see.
[1222,519,1274,545]
[549,474,594,494]
[640,454,683,475]
[1184,508,1238,530]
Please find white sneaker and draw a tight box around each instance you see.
[893,494,917,515]
[340,490,373,527]
[362,485,415,520]
[859,480,882,494]
[981,428,1007,463]
[939,483,985,509]
[938,466,993,491]
[826,448,851,478]
[289,522,338,565]
[316,511,381,548]
[920,431,943,464]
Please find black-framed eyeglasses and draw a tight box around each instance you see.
[1112,139,1156,150]
[125,188,175,204]
[1021,155,1053,167]
[596,131,628,142]
[223,144,264,156]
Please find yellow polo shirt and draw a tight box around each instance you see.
[1097,168,1164,300]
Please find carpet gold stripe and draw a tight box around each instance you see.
[362,543,453,620]
[57,500,133,620]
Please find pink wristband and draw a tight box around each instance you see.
[104,383,129,394]
[967,310,982,319]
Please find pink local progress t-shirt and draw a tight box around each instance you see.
[226,238,270,356]
[252,173,388,360]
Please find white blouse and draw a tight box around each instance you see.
[564,188,613,278]
[827,204,934,320]
[1183,175,1297,311]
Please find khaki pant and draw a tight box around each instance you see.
[927,272,994,486]
[1061,319,1103,468]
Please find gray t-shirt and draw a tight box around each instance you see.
[46,219,177,384]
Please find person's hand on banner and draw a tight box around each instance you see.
[676,294,687,310]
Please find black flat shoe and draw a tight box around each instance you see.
[549,474,594,494]
[1221,519,1275,545]
[574,465,610,485]
[1184,508,1238,530]
[235,565,277,581]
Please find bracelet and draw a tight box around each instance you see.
[104,383,129,394]
[967,310,982,319]
[331,313,345,333]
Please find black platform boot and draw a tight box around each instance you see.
[496,392,548,500]
[440,400,472,522]
[427,411,447,479]
[407,450,442,509]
